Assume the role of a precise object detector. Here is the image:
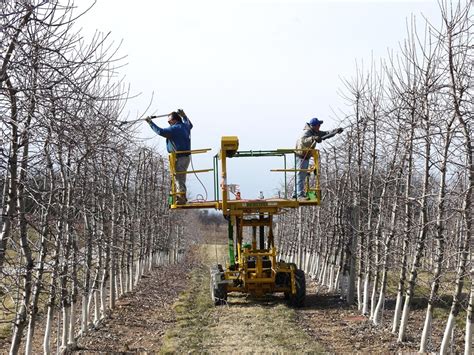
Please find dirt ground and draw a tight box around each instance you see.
[72,244,448,354]
[159,244,324,354]
[298,283,420,354]
[1,244,457,354]
[0,257,194,354]
[74,258,195,354]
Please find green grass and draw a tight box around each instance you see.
[160,263,214,353]
[0,292,15,343]
[385,269,456,298]
[161,244,325,354]
[0,323,12,342]
[384,268,470,330]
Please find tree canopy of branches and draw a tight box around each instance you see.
[276,1,472,353]
[0,2,189,353]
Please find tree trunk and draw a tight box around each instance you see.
[9,84,35,353]
[25,194,52,354]
[419,117,454,352]
[398,120,432,342]
[465,272,473,355]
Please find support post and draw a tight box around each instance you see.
[259,214,265,250]
[347,205,359,304]
[228,218,235,266]
[252,226,257,250]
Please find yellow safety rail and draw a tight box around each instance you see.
[271,148,321,204]
[168,137,321,211]
[168,148,216,208]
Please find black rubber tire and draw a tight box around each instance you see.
[276,271,291,300]
[287,269,306,308]
[211,284,227,306]
[210,265,227,306]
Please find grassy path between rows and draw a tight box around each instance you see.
[160,244,325,354]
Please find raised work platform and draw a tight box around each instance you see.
[170,197,319,213]
[168,137,321,215]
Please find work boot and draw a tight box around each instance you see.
[176,197,187,205]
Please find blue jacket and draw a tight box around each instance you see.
[149,116,193,156]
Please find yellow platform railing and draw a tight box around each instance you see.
[168,138,321,211]
[168,148,212,207]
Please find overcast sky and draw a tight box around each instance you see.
[79,0,441,200]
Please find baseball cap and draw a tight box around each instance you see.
[309,117,323,126]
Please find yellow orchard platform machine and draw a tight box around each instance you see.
[168,136,320,307]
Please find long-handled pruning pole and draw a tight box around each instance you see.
[118,113,170,127]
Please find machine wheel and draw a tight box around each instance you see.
[210,283,227,305]
[210,265,227,306]
[276,271,291,300]
[287,269,306,308]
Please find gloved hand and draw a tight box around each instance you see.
[312,136,322,143]
[145,116,152,124]
[177,109,187,118]
[337,127,344,134]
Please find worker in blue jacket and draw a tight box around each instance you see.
[146,109,193,204]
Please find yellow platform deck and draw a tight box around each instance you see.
[171,197,318,213]
[168,136,321,215]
